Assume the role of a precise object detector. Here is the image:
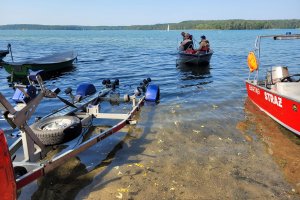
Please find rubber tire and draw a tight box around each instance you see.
[31,116,82,146]
[14,166,27,178]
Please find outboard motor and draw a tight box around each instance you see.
[266,66,290,84]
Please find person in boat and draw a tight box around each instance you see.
[180,33,194,51]
[195,35,210,53]
[181,32,186,41]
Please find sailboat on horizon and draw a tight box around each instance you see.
[167,24,170,32]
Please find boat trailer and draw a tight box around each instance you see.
[0,71,160,199]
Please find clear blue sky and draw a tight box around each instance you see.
[1,0,300,26]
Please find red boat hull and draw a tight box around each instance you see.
[246,80,300,136]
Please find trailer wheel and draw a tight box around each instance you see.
[31,116,82,145]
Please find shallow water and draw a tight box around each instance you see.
[1,29,300,199]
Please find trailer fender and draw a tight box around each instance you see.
[31,116,82,145]
[76,83,96,97]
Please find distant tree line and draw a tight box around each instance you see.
[1,20,300,30]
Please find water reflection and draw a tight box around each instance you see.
[240,98,300,144]
[237,98,300,193]
[177,62,210,74]
[77,58,105,64]
[176,63,212,88]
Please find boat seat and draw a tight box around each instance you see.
[275,82,300,101]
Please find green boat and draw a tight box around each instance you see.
[3,51,77,77]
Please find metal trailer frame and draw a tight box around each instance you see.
[248,33,300,82]
[0,72,154,190]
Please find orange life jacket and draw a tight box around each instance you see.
[200,46,209,51]
[199,40,210,51]
[185,49,197,54]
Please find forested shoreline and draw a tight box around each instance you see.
[1,19,300,30]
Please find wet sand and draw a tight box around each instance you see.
[79,101,299,200]
[238,98,300,194]
[21,100,300,200]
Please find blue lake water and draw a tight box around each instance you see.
[1,29,300,199]
[1,29,299,130]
